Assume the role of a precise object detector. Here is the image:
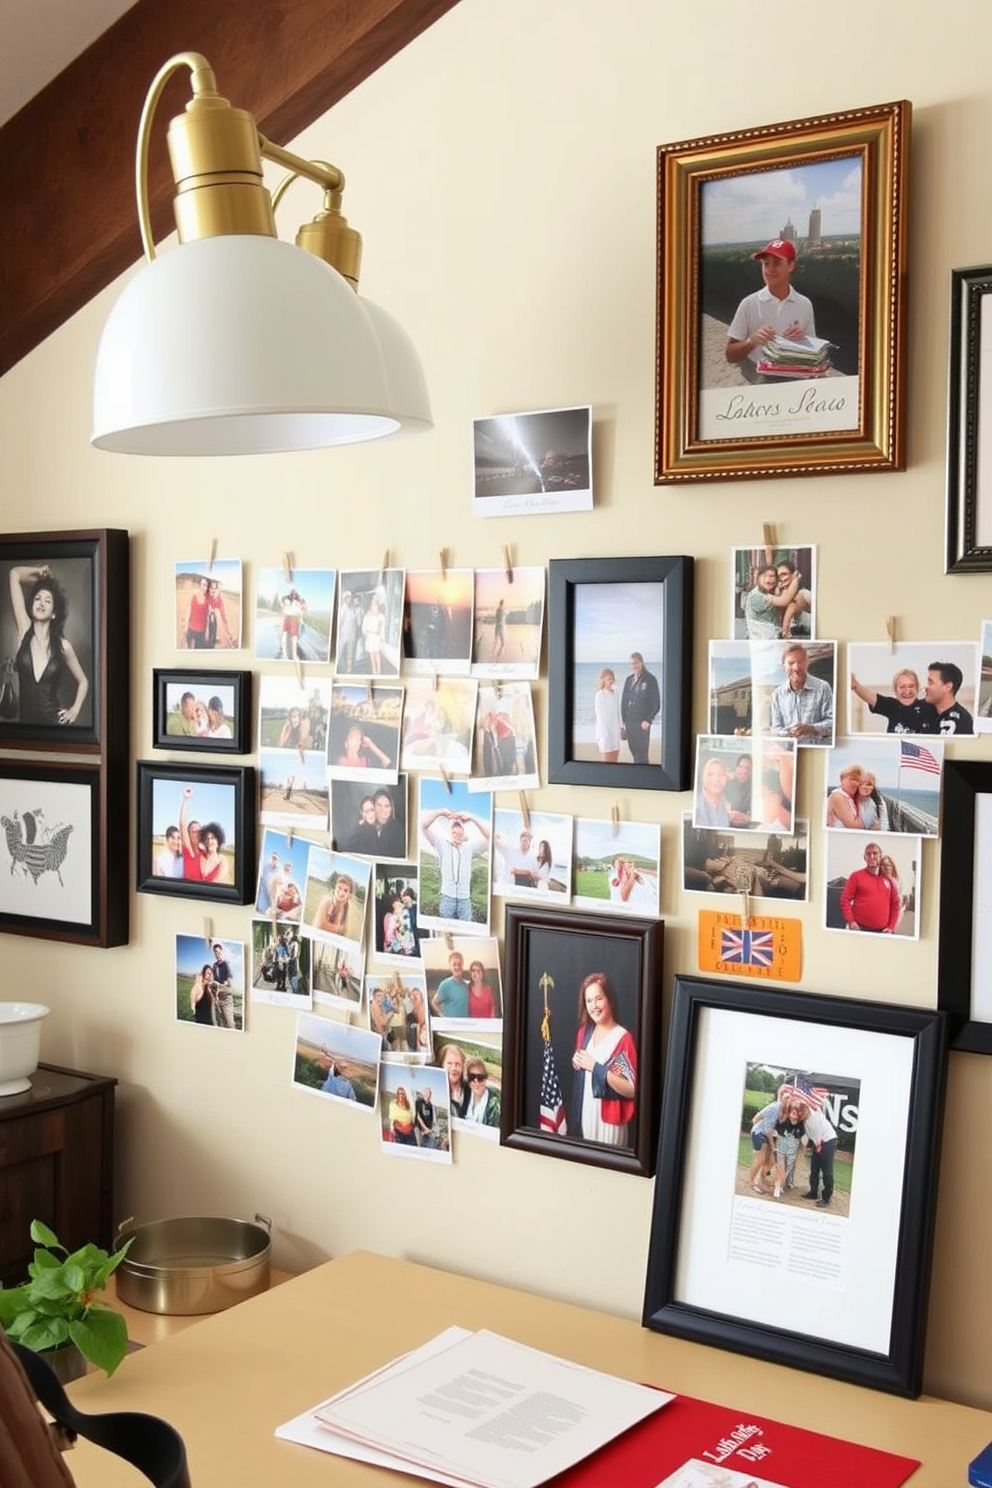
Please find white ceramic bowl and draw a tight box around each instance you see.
[0,1002,50,1096]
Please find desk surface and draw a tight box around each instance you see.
[66,1251,991,1487]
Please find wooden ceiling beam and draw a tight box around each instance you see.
[0,0,460,379]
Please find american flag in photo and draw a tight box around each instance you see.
[539,1037,568,1135]
[609,1049,636,1087]
[900,740,941,776]
[720,927,774,967]
[782,1074,829,1110]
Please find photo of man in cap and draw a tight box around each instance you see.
[725,238,816,382]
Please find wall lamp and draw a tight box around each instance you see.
[92,53,432,456]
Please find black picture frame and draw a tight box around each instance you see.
[136,762,256,905]
[643,975,947,1397]
[0,529,129,752]
[946,265,992,572]
[0,760,126,947]
[500,904,664,1177]
[937,760,992,1050]
[547,555,693,791]
[153,669,252,754]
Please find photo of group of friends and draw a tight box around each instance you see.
[683,542,984,936]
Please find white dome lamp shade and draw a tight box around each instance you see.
[91,52,431,457]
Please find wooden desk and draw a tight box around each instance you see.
[103,1270,294,1349]
[66,1251,992,1487]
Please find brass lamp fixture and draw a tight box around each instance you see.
[92,53,432,456]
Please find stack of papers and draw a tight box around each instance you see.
[276,1325,672,1488]
[755,334,834,378]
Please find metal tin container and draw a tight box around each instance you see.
[115,1214,271,1315]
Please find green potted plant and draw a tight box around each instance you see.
[0,1218,134,1379]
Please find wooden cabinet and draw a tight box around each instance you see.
[0,1062,116,1286]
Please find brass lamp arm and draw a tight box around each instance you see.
[136,52,346,263]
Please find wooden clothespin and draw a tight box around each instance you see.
[444,932,454,950]
[439,766,452,794]
[283,552,293,583]
[494,680,503,699]
[519,793,530,830]
[886,615,897,652]
[611,804,620,837]
[203,915,213,944]
[294,657,304,689]
[762,523,776,548]
[432,671,439,691]
[366,678,374,705]
[503,546,514,584]
[379,550,389,585]
[206,539,217,574]
[439,549,447,580]
[741,886,750,930]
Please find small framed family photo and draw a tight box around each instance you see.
[548,555,693,792]
[0,760,125,947]
[500,904,664,1178]
[153,669,251,754]
[655,100,909,483]
[643,976,947,1396]
[0,528,128,753]
[136,762,256,905]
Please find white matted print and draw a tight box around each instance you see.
[493,807,573,903]
[572,818,661,916]
[302,847,369,951]
[254,566,335,665]
[693,735,796,836]
[423,935,502,1031]
[470,681,538,791]
[378,1063,451,1162]
[293,1012,381,1110]
[334,568,406,679]
[417,776,492,934]
[174,558,241,651]
[400,677,476,775]
[674,1007,912,1353]
[327,683,402,783]
[978,620,992,732]
[366,971,429,1061]
[731,544,817,641]
[471,566,546,678]
[0,774,93,925]
[175,933,245,1032]
[472,405,592,518]
[824,738,941,837]
[311,940,363,1012]
[823,832,920,939]
[848,641,978,737]
[681,812,808,903]
[250,918,310,1008]
[709,638,836,748]
[403,569,474,676]
[258,746,328,831]
[433,1034,503,1142]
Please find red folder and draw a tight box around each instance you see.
[550,1390,918,1488]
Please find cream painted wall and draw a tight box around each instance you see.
[1,0,992,1406]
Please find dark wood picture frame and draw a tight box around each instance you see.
[153,668,252,754]
[0,760,126,947]
[937,759,992,1049]
[0,529,129,752]
[946,265,992,572]
[643,975,947,1397]
[655,101,909,484]
[547,555,693,792]
[136,761,256,906]
[500,904,664,1177]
